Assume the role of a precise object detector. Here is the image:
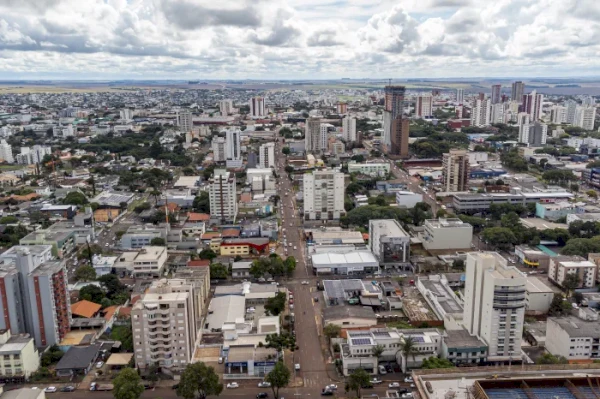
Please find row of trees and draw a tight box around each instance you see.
[341,202,432,229]
[250,254,297,278]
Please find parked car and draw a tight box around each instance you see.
[370,378,382,384]
[295,363,301,370]
[401,394,413,399]
[95,361,104,369]
[389,382,400,388]
[301,281,309,285]
[326,385,337,391]
[258,382,271,388]
[404,377,413,383]
[226,382,239,389]
[44,387,57,393]
[257,393,269,398]
[60,386,75,393]
[321,390,334,396]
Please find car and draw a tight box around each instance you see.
[289,223,292,227]
[289,304,294,310]
[95,361,104,369]
[218,357,224,364]
[370,378,382,384]
[404,377,413,383]
[295,363,301,370]
[301,281,309,285]
[105,243,109,247]
[258,382,271,388]
[389,382,400,388]
[314,297,319,302]
[258,277,266,282]
[293,246,297,250]
[44,387,57,393]
[60,386,75,392]
[410,383,416,388]
[226,382,239,389]
[401,394,413,398]
[326,384,337,390]
[321,390,334,396]
[257,393,269,398]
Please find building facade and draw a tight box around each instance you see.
[177,110,193,133]
[305,117,325,153]
[420,218,473,251]
[258,142,275,169]
[415,94,433,118]
[342,116,357,142]
[511,81,525,103]
[209,169,238,223]
[383,85,409,157]
[470,98,491,127]
[442,149,469,192]
[522,91,543,121]
[303,169,345,220]
[548,256,596,289]
[368,219,410,268]
[249,97,266,118]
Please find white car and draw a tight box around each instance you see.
[289,304,294,310]
[294,363,301,371]
[258,382,271,388]
[401,394,413,399]
[370,378,382,384]
[404,377,413,383]
[44,387,57,393]
[95,361,104,369]
[326,384,337,391]
[389,382,400,388]
[301,281,309,285]
[227,382,239,389]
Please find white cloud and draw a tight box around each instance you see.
[0,0,597,78]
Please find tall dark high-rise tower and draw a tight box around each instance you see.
[511,81,525,103]
[383,85,409,157]
[491,84,501,104]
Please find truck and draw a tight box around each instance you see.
[90,382,114,391]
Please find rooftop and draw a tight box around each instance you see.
[526,276,554,293]
[312,251,378,266]
[550,315,600,338]
[205,295,246,331]
[444,328,487,349]
[370,219,410,237]
[425,218,472,229]
[71,300,102,318]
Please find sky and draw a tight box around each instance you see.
[0,0,599,80]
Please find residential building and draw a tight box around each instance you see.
[368,219,410,267]
[120,226,164,249]
[522,90,543,121]
[16,145,52,165]
[177,110,193,133]
[132,279,196,371]
[417,275,464,321]
[491,84,502,104]
[19,230,75,258]
[420,218,473,251]
[172,266,210,326]
[208,169,237,223]
[574,106,596,130]
[470,98,491,127]
[491,103,505,124]
[583,168,600,189]
[347,162,390,177]
[383,85,410,157]
[525,277,554,314]
[548,256,596,289]
[463,252,526,362]
[0,140,13,164]
[91,255,117,277]
[258,142,275,169]
[120,108,134,120]
[456,88,464,104]
[519,121,547,146]
[566,99,578,124]
[231,261,252,279]
[511,81,525,103]
[249,97,266,118]
[452,191,573,213]
[305,117,325,153]
[342,115,357,142]
[415,94,433,118]
[336,102,348,114]
[442,149,469,192]
[546,308,600,362]
[0,329,39,378]
[211,137,226,162]
[225,130,242,168]
[219,99,234,116]
[395,191,423,209]
[442,328,488,366]
[131,246,168,278]
[303,169,345,220]
[551,105,567,124]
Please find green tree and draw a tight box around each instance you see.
[282,147,291,155]
[210,263,229,279]
[421,356,456,369]
[368,195,387,206]
[265,361,291,399]
[265,292,287,316]
[536,353,568,364]
[561,237,600,257]
[199,248,217,261]
[193,191,210,213]
[0,215,18,224]
[452,259,465,270]
[98,274,127,299]
[323,324,341,341]
[587,190,598,199]
[346,368,371,398]
[283,256,296,276]
[113,368,144,399]
[562,273,581,297]
[63,191,88,205]
[548,294,571,316]
[482,227,517,250]
[586,160,600,169]
[250,259,269,278]
[79,284,105,303]
[176,362,223,399]
[372,344,385,359]
[265,332,296,352]
[41,345,64,367]
[74,265,97,282]
[150,237,166,246]
[399,336,417,372]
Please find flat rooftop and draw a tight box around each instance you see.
[425,218,472,229]
[370,219,409,237]
[420,278,462,314]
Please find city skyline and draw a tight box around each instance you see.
[0,0,599,79]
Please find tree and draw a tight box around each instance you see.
[452,259,465,270]
[63,191,88,205]
[372,344,385,359]
[193,191,210,213]
[110,325,133,351]
[586,160,600,169]
[210,263,229,279]
[250,259,269,278]
[399,336,417,372]
[548,294,571,316]
[562,273,581,297]
[570,183,579,193]
[482,227,517,250]
[150,237,166,246]
[573,291,584,304]
[74,265,97,282]
[346,368,370,398]
[284,165,294,174]
[98,274,127,299]
[199,248,217,261]
[265,361,290,399]
[323,324,341,341]
[282,147,291,155]
[265,332,296,352]
[587,190,598,199]
[265,292,286,316]
[41,345,64,367]
[113,368,144,399]
[79,284,105,303]
[150,189,162,204]
[0,215,18,224]
[536,353,568,365]
[176,362,223,399]
[562,237,600,257]
[421,356,456,369]
[283,256,296,276]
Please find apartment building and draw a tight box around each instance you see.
[518,122,547,146]
[347,162,390,177]
[470,98,491,127]
[342,115,357,142]
[120,226,164,249]
[574,106,596,131]
[368,219,410,267]
[383,85,410,157]
[463,252,526,362]
[219,100,234,116]
[442,150,469,192]
[0,330,40,379]
[546,308,600,362]
[442,328,488,366]
[548,256,596,289]
[249,97,266,118]
[305,117,326,153]
[522,90,544,121]
[132,246,168,278]
[16,145,52,165]
[420,218,473,251]
[173,266,211,326]
[258,142,275,169]
[208,169,238,223]
[132,279,196,371]
[303,169,345,220]
[211,137,226,162]
[225,130,242,168]
[415,94,433,118]
[177,110,193,133]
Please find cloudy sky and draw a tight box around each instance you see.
[0,0,599,80]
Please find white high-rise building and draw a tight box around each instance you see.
[177,110,193,133]
[522,91,544,121]
[16,145,52,165]
[303,169,345,220]
[566,100,578,124]
[470,98,491,127]
[342,116,357,142]
[249,97,266,118]
[219,100,234,116]
[132,279,196,372]
[456,88,464,104]
[211,137,226,162]
[225,130,241,162]
[259,142,275,169]
[574,106,596,130]
[0,140,14,163]
[208,169,237,223]
[582,96,595,106]
[490,103,505,124]
[120,108,134,120]
[415,94,433,118]
[519,122,547,146]
[551,105,567,124]
[516,112,530,140]
[305,117,327,153]
[463,252,526,362]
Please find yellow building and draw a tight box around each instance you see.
[0,330,40,379]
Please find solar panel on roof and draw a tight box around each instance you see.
[349,332,370,337]
[351,338,371,345]
[408,336,424,343]
[372,331,391,337]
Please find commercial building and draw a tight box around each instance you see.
[415,94,433,118]
[249,97,266,118]
[452,191,573,213]
[209,169,238,223]
[420,218,473,251]
[177,110,193,133]
[90,191,135,208]
[342,115,357,142]
[383,85,410,157]
[417,275,464,321]
[368,219,410,268]
[546,308,600,362]
[583,168,600,189]
[442,149,469,192]
[347,162,390,177]
[131,246,168,278]
[442,328,488,366]
[395,191,423,209]
[219,238,269,256]
[310,251,379,275]
[535,201,581,221]
[322,306,377,328]
[525,277,555,314]
[548,256,596,289]
[258,142,275,169]
[522,90,544,121]
[463,252,526,362]
[511,81,525,102]
[132,279,196,372]
[514,245,550,269]
[303,169,345,220]
[341,328,402,375]
[305,117,326,153]
[91,255,117,277]
[470,98,491,127]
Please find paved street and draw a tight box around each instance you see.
[388,160,439,214]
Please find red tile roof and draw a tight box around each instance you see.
[221,228,240,238]
[187,260,210,267]
[71,300,102,318]
[188,213,210,222]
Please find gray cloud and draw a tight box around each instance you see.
[160,0,262,30]
[307,29,341,47]
[249,10,300,47]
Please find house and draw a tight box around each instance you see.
[54,344,100,377]
[71,300,102,319]
[231,261,252,278]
